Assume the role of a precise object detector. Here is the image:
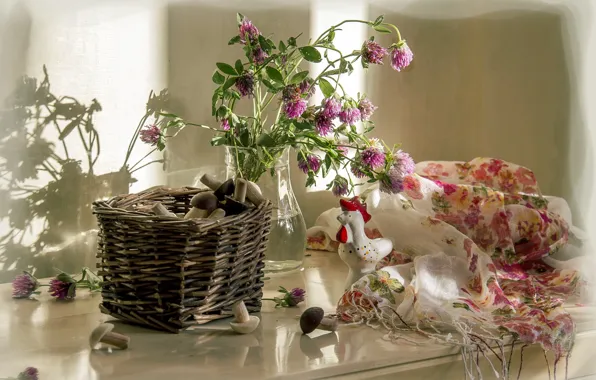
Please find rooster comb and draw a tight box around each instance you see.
[339,196,371,223]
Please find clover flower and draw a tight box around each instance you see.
[239,18,260,45]
[251,47,268,65]
[49,277,75,301]
[297,154,321,174]
[332,176,349,197]
[393,149,415,176]
[390,41,413,72]
[221,119,230,131]
[339,107,361,125]
[299,79,316,99]
[380,167,405,194]
[263,286,306,307]
[350,162,367,178]
[358,98,377,121]
[17,367,39,380]
[139,125,161,146]
[380,150,415,193]
[321,98,342,119]
[360,147,386,169]
[315,113,333,136]
[284,99,307,119]
[362,40,387,65]
[12,272,39,299]
[235,71,255,97]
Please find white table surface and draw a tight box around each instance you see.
[1,251,595,380]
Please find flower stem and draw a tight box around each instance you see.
[124,112,150,166]
[129,148,158,171]
[314,20,373,45]
[382,22,403,42]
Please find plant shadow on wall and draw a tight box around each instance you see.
[0,66,169,282]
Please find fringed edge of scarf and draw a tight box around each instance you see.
[337,295,573,380]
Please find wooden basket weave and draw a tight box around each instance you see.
[92,186,272,333]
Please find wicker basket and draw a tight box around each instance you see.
[92,186,272,333]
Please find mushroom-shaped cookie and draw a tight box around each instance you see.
[199,173,222,191]
[245,181,265,206]
[229,301,260,334]
[90,323,130,350]
[214,178,235,201]
[207,208,226,220]
[184,191,218,219]
[222,179,252,215]
[299,307,338,334]
[151,202,176,217]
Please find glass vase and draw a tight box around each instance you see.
[225,146,306,273]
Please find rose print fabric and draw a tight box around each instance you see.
[307,157,584,367]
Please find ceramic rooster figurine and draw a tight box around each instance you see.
[336,196,393,290]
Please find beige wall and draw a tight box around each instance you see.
[368,0,593,229]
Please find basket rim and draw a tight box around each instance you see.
[92,185,272,226]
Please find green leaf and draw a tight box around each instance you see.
[373,25,392,34]
[236,13,244,25]
[289,70,309,85]
[235,60,244,75]
[279,40,287,52]
[324,69,344,76]
[265,66,284,84]
[211,136,227,146]
[322,161,329,177]
[262,79,281,93]
[298,46,322,63]
[228,35,242,45]
[293,121,313,131]
[259,35,271,53]
[324,154,332,172]
[230,113,240,125]
[229,90,241,100]
[318,78,335,98]
[266,38,277,50]
[287,37,297,47]
[222,77,236,91]
[57,272,75,283]
[340,59,348,71]
[67,283,77,299]
[216,105,228,119]
[216,62,237,76]
[239,129,250,146]
[212,71,225,85]
[212,91,220,116]
[374,15,385,26]
[159,112,180,119]
[306,174,316,187]
[256,133,276,147]
[329,29,336,42]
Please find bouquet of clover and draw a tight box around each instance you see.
[143,14,415,195]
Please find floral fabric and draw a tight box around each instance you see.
[307,157,582,364]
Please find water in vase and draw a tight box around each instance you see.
[225,146,307,273]
[265,212,307,272]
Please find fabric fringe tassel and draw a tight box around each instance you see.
[339,299,571,380]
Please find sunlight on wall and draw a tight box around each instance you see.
[25,0,167,192]
[308,0,367,193]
